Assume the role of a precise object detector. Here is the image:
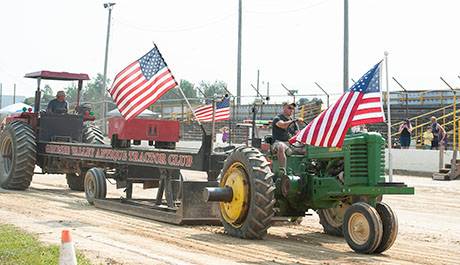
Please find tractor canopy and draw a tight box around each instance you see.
[24,70,89,81]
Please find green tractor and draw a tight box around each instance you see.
[204,126,414,254]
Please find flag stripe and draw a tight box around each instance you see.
[125,81,177,120]
[118,68,171,110]
[110,47,177,120]
[110,61,138,93]
[122,77,176,117]
[292,61,384,147]
[111,66,142,98]
[194,100,230,122]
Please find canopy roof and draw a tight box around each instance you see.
[24,70,90,81]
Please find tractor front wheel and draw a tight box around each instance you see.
[0,121,36,190]
[218,147,275,239]
[343,202,383,254]
[373,202,398,253]
[84,168,107,204]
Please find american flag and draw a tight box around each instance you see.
[109,46,177,120]
[292,61,385,147]
[194,98,230,122]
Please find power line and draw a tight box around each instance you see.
[114,13,235,33]
[245,0,333,15]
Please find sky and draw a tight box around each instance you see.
[0,0,459,104]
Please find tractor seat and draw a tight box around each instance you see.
[264,135,274,145]
[264,135,305,156]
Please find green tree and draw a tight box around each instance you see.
[64,83,78,105]
[83,73,111,116]
[197,80,227,98]
[161,79,196,101]
[42,85,54,102]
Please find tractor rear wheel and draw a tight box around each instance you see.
[318,201,351,237]
[84,168,107,204]
[373,202,398,253]
[82,124,104,144]
[218,147,275,239]
[66,124,103,191]
[0,121,36,190]
[343,202,383,254]
[66,172,85,191]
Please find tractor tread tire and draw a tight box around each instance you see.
[219,147,275,239]
[66,173,85,191]
[0,121,36,190]
[83,124,104,144]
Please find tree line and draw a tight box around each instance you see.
[24,73,228,115]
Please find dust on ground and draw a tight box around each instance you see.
[0,173,459,265]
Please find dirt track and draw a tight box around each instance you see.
[0,172,459,265]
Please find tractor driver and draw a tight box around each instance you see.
[272,102,303,173]
[47,91,68,114]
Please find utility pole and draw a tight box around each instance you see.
[236,0,242,105]
[102,2,116,134]
[266,81,270,103]
[256,69,260,97]
[13,83,16,103]
[343,0,349,92]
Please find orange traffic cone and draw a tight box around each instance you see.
[59,230,77,265]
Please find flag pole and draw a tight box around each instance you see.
[384,51,393,182]
[153,42,205,132]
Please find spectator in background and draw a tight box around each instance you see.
[399,119,412,149]
[220,126,229,143]
[431,116,446,149]
[423,127,434,150]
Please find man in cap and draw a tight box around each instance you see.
[47,90,68,114]
[272,102,303,173]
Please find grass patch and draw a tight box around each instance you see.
[0,224,92,265]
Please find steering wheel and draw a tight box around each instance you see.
[287,119,307,137]
[287,119,308,146]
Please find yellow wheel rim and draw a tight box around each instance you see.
[220,162,249,227]
[348,212,370,245]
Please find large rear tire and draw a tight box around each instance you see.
[0,121,36,190]
[84,168,107,204]
[66,173,85,191]
[82,124,104,144]
[218,147,275,239]
[66,124,103,191]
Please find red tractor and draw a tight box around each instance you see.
[0,70,224,224]
[0,71,106,190]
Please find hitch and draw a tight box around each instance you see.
[203,187,233,202]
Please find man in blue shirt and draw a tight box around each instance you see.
[47,91,68,114]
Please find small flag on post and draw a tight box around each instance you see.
[194,98,230,122]
[292,61,385,147]
[109,46,177,120]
